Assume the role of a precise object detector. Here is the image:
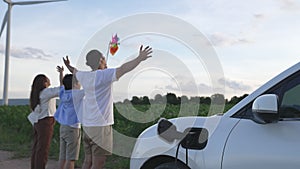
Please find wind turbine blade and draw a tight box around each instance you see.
[13,0,67,5]
[0,10,8,39]
[3,0,12,4]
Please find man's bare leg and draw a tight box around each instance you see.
[81,154,92,169]
[58,159,66,169]
[65,160,75,169]
[91,155,107,169]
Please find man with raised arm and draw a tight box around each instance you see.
[63,45,152,169]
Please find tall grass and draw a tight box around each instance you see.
[0,103,235,169]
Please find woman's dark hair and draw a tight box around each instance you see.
[63,74,78,90]
[30,74,48,111]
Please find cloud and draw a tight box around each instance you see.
[163,75,198,93]
[164,82,212,97]
[279,0,300,10]
[254,14,266,19]
[165,81,199,93]
[163,78,251,96]
[219,78,251,91]
[0,45,53,60]
[209,32,252,47]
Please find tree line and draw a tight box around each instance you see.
[120,93,249,105]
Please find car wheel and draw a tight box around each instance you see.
[154,162,190,169]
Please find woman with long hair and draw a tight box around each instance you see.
[29,71,61,169]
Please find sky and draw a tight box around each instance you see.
[0,0,300,102]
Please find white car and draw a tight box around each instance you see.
[130,62,300,169]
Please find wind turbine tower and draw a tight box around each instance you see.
[0,0,66,105]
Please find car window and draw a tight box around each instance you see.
[279,76,300,118]
[232,71,300,120]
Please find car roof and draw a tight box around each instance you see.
[224,61,300,117]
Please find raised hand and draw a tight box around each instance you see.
[63,56,70,66]
[62,55,76,73]
[56,65,64,73]
[138,45,152,62]
[56,65,64,86]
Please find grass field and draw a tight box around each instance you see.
[0,102,235,169]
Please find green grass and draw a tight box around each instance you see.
[0,103,235,169]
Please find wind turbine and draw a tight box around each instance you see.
[0,0,66,105]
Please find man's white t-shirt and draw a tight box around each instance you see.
[75,68,117,127]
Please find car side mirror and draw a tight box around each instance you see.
[252,94,279,124]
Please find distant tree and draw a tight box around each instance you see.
[154,94,166,104]
[240,94,249,100]
[229,96,238,104]
[180,95,189,103]
[142,96,150,105]
[211,93,225,105]
[228,96,239,104]
[124,93,249,105]
[149,99,154,103]
[123,99,131,104]
[166,93,180,105]
[189,96,200,104]
[228,94,248,104]
[200,96,210,104]
[131,96,141,104]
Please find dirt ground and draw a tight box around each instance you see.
[0,150,60,169]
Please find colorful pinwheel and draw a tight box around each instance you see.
[109,34,120,56]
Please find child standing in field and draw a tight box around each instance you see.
[54,66,84,169]
[29,69,61,169]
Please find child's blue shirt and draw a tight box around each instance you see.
[54,86,84,128]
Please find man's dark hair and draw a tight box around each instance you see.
[86,49,103,70]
